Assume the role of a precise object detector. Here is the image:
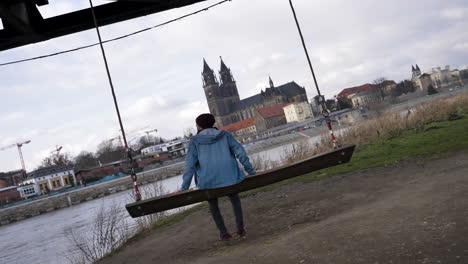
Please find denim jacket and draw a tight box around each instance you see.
[180,128,256,190]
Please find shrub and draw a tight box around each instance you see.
[66,203,130,264]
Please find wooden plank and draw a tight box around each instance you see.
[126,145,355,218]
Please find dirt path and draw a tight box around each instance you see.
[100,151,468,264]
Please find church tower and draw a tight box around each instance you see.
[269,75,275,88]
[412,64,421,79]
[411,64,422,90]
[219,56,240,104]
[202,58,237,127]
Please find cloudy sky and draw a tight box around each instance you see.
[0,0,467,171]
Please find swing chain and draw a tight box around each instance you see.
[317,95,340,149]
[88,0,142,201]
[289,0,340,149]
[128,151,142,201]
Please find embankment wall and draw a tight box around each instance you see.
[0,163,184,227]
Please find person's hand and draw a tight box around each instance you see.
[248,169,265,175]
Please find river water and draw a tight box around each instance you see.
[0,135,321,264]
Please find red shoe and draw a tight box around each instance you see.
[219,233,232,241]
[236,230,246,238]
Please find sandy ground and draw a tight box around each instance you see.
[99,151,468,264]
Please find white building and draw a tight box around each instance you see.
[17,184,39,198]
[22,166,76,195]
[348,89,383,108]
[412,64,463,91]
[141,139,190,158]
[283,102,314,123]
[310,95,323,117]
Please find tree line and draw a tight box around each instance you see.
[38,135,165,171]
[38,126,197,172]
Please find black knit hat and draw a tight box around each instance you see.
[196,113,216,129]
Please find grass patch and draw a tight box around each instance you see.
[314,115,468,175]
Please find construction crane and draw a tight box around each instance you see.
[145,129,158,143]
[125,126,149,135]
[109,135,124,149]
[113,126,150,149]
[0,140,31,172]
[50,145,63,156]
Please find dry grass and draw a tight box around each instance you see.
[280,139,313,164]
[274,92,468,166]
[66,182,167,264]
[338,93,467,147]
[129,181,168,231]
[251,154,281,171]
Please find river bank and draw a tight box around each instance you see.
[0,163,184,227]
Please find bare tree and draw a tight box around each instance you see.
[393,80,417,97]
[373,77,388,98]
[39,152,74,168]
[95,140,123,164]
[66,203,130,264]
[74,151,99,171]
[373,77,387,85]
[183,127,196,139]
[131,136,164,153]
[128,181,167,231]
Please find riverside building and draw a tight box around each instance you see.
[21,166,76,195]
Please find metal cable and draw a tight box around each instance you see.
[289,0,340,148]
[88,0,141,201]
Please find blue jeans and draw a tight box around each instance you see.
[207,193,244,236]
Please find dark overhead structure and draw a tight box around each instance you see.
[0,0,207,51]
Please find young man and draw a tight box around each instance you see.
[180,113,256,241]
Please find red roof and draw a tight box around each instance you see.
[256,104,287,119]
[220,118,255,133]
[337,83,375,98]
[381,80,396,87]
[337,80,396,98]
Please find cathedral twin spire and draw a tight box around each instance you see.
[220,56,229,72]
[202,57,234,86]
[202,57,231,74]
[203,58,212,74]
[412,64,422,79]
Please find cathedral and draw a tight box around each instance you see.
[202,58,309,128]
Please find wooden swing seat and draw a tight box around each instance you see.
[126,145,355,218]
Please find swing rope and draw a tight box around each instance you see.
[88,0,141,201]
[289,0,340,149]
